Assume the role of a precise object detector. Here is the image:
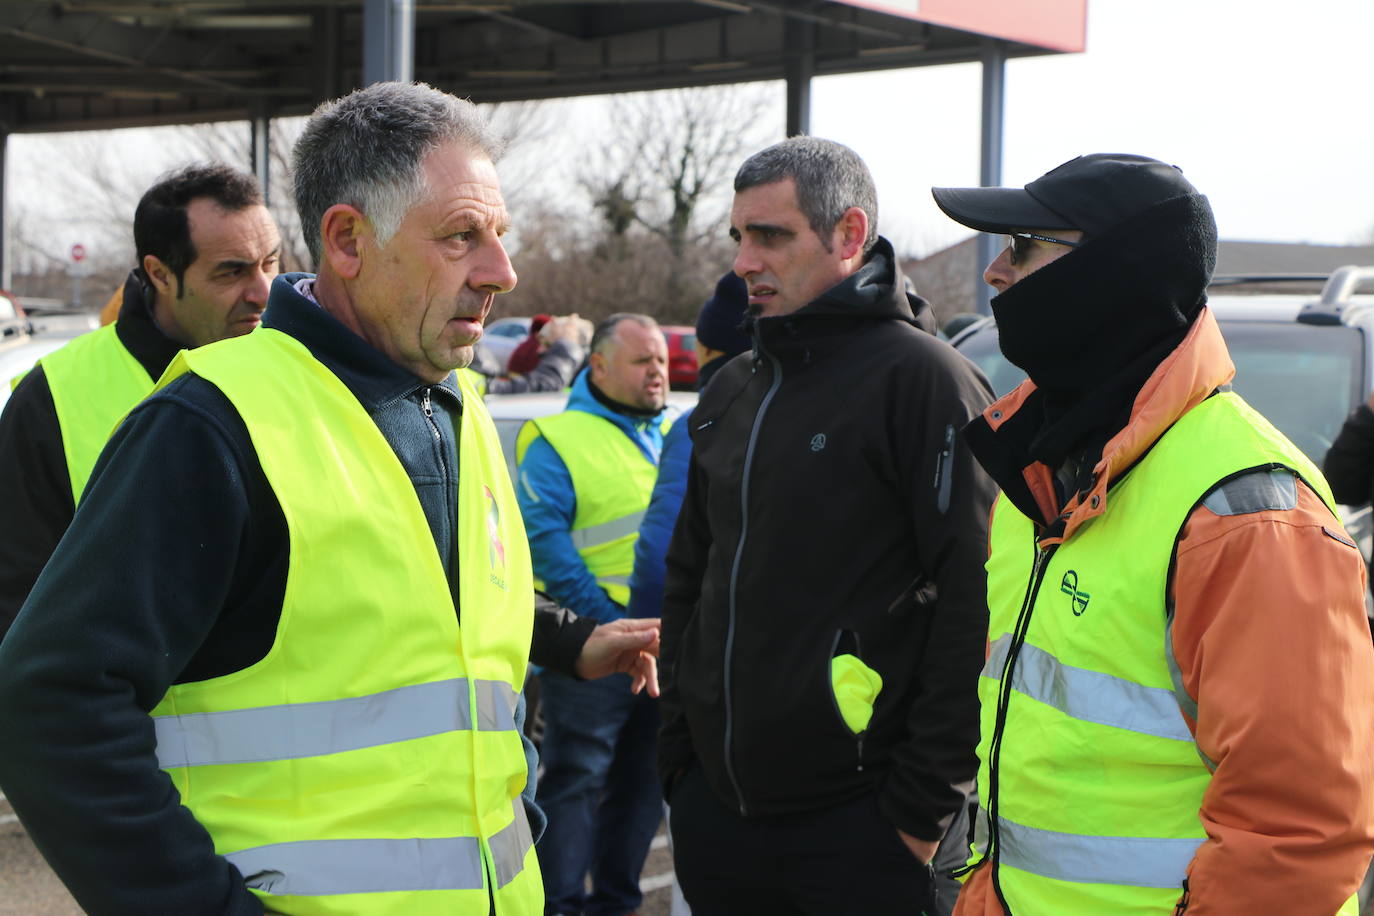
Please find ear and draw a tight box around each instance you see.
[319,204,370,280]
[588,350,607,380]
[142,254,177,299]
[835,206,869,262]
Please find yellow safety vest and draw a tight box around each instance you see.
[976,391,1356,915]
[30,323,154,501]
[149,328,541,915]
[463,367,488,397]
[515,410,666,606]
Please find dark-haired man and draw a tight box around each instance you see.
[659,137,996,915]
[0,163,279,638]
[932,154,1374,915]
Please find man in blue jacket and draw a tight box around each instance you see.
[516,313,671,916]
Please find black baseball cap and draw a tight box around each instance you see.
[931,153,1201,237]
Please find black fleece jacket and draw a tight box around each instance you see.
[658,239,997,841]
[0,270,179,638]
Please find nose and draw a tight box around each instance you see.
[245,265,274,308]
[733,242,761,281]
[473,236,518,295]
[983,245,1014,292]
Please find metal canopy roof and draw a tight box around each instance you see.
[0,0,1083,134]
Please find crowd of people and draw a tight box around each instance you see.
[0,79,1371,916]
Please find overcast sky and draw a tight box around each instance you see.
[8,0,1373,267]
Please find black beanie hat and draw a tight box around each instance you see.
[695,272,751,357]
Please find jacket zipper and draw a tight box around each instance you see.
[1173,878,1190,914]
[934,423,955,514]
[723,349,784,816]
[421,388,456,577]
[980,533,1057,916]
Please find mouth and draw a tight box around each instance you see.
[747,286,777,309]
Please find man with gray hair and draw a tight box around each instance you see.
[516,312,671,916]
[658,137,997,914]
[0,81,652,915]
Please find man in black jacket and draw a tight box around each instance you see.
[658,136,996,915]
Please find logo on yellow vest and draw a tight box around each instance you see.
[485,485,509,591]
[1060,570,1089,616]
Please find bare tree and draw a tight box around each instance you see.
[503,84,779,323]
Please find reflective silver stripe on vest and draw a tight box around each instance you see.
[983,636,1193,742]
[997,814,1202,888]
[231,837,484,896]
[476,679,518,732]
[570,510,645,550]
[599,575,630,587]
[492,800,535,888]
[227,805,535,896]
[155,678,517,768]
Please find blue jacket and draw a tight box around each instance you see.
[626,408,693,618]
[517,370,668,622]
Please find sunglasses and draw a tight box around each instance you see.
[1007,232,1081,266]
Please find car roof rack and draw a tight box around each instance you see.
[1209,274,1329,287]
[1297,265,1374,325]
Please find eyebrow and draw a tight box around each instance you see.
[209,244,280,274]
[743,221,793,237]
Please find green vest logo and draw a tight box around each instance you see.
[1060,569,1089,616]
[484,485,508,592]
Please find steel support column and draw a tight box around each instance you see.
[364,0,414,86]
[784,19,814,137]
[976,38,1007,315]
[250,109,271,205]
[0,128,8,292]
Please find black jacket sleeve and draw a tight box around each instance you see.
[656,449,710,800]
[1323,403,1374,506]
[0,367,75,639]
[878,346,997,842]
[530,590,597,676]
[0,387,268,916]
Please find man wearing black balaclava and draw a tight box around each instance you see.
[932,154,1374,916]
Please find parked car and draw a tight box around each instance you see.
[0,290,30,345]
[949,264,1374,615]
[479,315,533,372]
[660,325,698,390]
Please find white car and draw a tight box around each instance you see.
[479,316,533,373]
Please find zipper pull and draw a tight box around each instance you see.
[421,388,433,418]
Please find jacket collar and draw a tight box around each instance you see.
[565,369,667,462]
[114,268,185,380]
[262,273,459,412]
[967,307,1235,543]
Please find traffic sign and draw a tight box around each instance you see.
[71,244,86,262]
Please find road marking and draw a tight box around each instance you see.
[0,814,19,827]
[651,833,669,851]
[640,871,676,893]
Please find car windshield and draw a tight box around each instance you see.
[956,320,1364,465]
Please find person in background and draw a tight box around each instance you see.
[932,153,1374,915]
[508,312,554,374]
[468,313,588,396]
[0,163,280,639]
[659,137,995,916]
[516,313,672,916]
